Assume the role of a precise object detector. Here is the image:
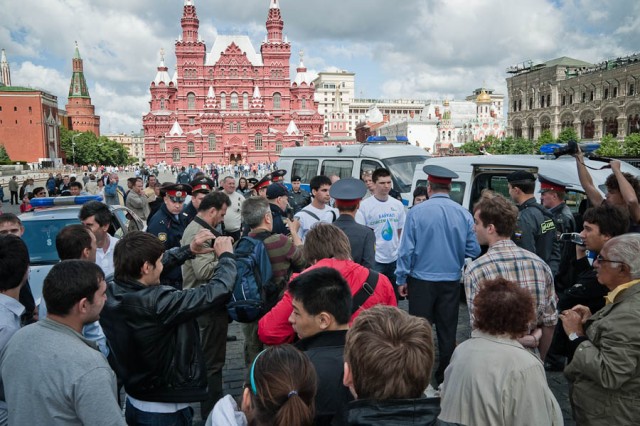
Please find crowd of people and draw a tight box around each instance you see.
[0,148,638,425]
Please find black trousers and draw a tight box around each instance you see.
[407,277,459,383]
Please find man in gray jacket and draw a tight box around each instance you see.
[125,177,150,222]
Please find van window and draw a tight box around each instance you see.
[292,159,319,183]
[415,180,466,206]
[360,159,383,176]
[321,160,353,179]
[382,156,429,193]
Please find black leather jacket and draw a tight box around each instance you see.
[100,253,236,403]
[340,398,461,426]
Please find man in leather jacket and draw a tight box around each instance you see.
[99,230,236,424]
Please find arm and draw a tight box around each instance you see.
[574,151,604,206]
[611,160,640,222]
[395,212,415,286]
[465,214,481,258]
[361,229,376,269]
[257,291,296,345]
[104,183,117,196]
[538,325,555,361]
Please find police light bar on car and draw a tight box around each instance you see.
[30,195,103,208]
[540,142,600,155]
[365,136,409,143]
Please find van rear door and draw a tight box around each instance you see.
[469,164,539,209]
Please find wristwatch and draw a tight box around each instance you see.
[569,332,582,341]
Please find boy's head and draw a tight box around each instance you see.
[288,267,351,339]
[343,305,434,400]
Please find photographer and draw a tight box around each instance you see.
[573,146,640,230]
[545,204,629,371]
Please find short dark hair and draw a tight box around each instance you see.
[371,168,391,183]
[473,191,519,237]
[583,204,629,238]
[0,235,29,291]
[288,267,352,325]
[32,187,46,196]
[127,177,137,186]
[473,277,535,339]
[43,260,104,316]
[0,213,21,227]
[310,175,331,193]
[605,172,640,198]
[56,225,93,261]
[197,191,231,213]
[79,201,111,227]
[509,180,535,194]
[413,186,428,199]
[114,231,165,282]
[69,181,83,190]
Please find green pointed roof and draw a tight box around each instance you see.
[68,42,90,98]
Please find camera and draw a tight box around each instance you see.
[553,140,579,158]
[559,232,585,246]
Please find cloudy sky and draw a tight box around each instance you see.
[2,0,639,134]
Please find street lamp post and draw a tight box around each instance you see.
[71,133,81,166]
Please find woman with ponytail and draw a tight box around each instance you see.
[207,345,317,426]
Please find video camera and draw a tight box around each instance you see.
[553,140,579,158]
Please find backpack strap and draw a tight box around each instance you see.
[351,269,379,315]
[298,209,320,221]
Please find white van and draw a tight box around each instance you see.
[278,143,429,205]
[410,154,640,211]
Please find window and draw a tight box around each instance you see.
[604,88,609,99]
[173,148,180,161]
[14,107,17,111]
[208,133,216,151]
[303,134,309,146]
[275,140,283,153]
[582,92,586,103]
[540,96,545,108]
[513,100,517,111]
[220,93,226,110]
[562,95,566,106]
[529,98,533,109]
[160,138,166,152]
[187,92,196,109]
[518,99,522,111]
[590,91,594,101]
[28,106,32,114]
[188,142,195,154]
[629,84,635,96]
[301,98,306,109]
[229,122,234,133]
[292,159,319,183]
[189,118,194,125]
[569,95,573,104]
[273,92,281,109]
[254,133,263,150]
[613,87,618,98]
[547,94,551,107]
[243,93,249,110]
[160,98,165,110]
[236,123,241,133]
[231,92,239,110]
[321,160,353,179]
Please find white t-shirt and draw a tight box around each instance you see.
[358,196,406,263]
[223,191,244,232]
[294,203,338,242]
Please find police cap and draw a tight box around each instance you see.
[163,183,192,202]
[330,178,367,206]
[270,169,287,183]
[266,183,289,199]
[190,177,214,194]
[254,175,271,191]
[538,174,567,193]
[291,175,302,182]
[423,165,459,184]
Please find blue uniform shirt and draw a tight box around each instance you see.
[396,193,480,284]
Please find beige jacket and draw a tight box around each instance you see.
[565,283,640,425]
[181,218,218,289]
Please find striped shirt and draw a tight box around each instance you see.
[464,239,557,328]
[248,230,306,283]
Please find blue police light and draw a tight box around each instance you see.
[540,143,562,154]
[30,195,103,208]
[395,136,409,142]
[365,136,388,142]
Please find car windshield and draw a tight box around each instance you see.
[22,218,81,264]
[382,155,429,193]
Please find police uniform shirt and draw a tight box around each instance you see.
[512,198,558,271]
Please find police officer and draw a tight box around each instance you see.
[539,174,577,290]
[253,174,271,198]
[245,177,259,199]
[507,170,560,275]
[330,177,376,268]
[288,175,311,215]
[147,183,192,289]
[265,183,291,236]
[183,177,215,225]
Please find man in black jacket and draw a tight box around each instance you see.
[99,230,236,424]
[291,267,353,426]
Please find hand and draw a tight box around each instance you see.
[572,144,584,159]
[213,236,234,257]
[570,304,592,323]
[289,217,301,234]
[559,309,585,336]
[610,159,621,173]
[398,284,408,297]
[189,229,216,255]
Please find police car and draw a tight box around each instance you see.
[410,154,640,210]
[20,196,145,303]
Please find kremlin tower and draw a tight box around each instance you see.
[65,42,100,136]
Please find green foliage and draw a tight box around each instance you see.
[60,127,134,166]
[557,127,579,144]
[622,133,640,157]
[459,140,484,155]
[596,134,623,156]
[485,136,536,154]
[0,145,11,162]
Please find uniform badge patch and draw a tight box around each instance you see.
[158,232,168,242]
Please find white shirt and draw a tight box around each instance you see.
[294,203,338,242]
[358,195,406,263]
[127,395,190,414]
[96,234,118,277]
[223,191,244,232]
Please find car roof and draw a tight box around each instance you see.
[19,203,122,222]
[279,143,429,159]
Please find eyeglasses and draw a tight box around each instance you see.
[595,254,627,266]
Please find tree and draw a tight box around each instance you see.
[459,140,484,155]
[59,127,134,166]
[622,133,640,157]
[0,145,11,162]
[596,134,623,157]
[557,127,579,144]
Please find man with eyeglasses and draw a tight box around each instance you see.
[544,203,630,371]
[32,187,47,198]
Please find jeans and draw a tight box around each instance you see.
[125,400,193,426]
[373,261,402,301]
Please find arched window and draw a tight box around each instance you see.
[229,122,234,133]
[231,92,239,110]
[275,140,283,153]
[208,133,216,150]
[273,92,281,109]
[236,123,241,133]
[187,92,196,110]
[159,137,166,152]
[301,98,307,109]
[243,93,249,110]
[188,142,195,154]
[255,133,263,150]
[220,93,226,110]
[160,98,165,110]
[172,148,180,161]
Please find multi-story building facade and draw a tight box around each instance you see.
[104,130,145,164]
[506,55,640,140]
[143,0,324,166]
[65,43,100,137]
